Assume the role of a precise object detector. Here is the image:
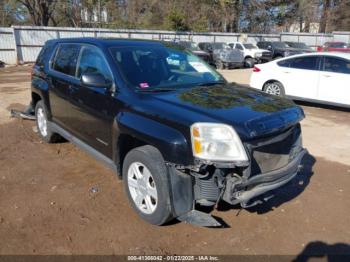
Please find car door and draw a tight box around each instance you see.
[48,43,81,132]
[234,43,244,52]
[69,45,115,157]
[318,56,350,105]
[277,56,321,99]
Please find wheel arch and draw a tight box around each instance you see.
[31,91,42,107]
[113,112,192,178]
[263,79,283,90]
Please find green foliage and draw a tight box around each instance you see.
[165,9,189,31]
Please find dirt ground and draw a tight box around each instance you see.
[0,66,349,257]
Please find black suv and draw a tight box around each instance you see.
[31,38,306,227]
[257,41,304,60]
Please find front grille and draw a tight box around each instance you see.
[261,51,271,57]
[246,125,302,177]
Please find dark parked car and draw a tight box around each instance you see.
[257,41,304,60]
[31,38,306,227]
[198,42,244,69]
[175,41,211,64]
[284,41,314,53]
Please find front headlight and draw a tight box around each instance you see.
[191,123,248,162]
[284,51,290,56]
[255,52,262,58]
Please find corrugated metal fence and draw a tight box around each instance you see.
[0,25,347,64]
[0,27,17,64]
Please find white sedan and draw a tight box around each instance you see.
[249,52,350,107]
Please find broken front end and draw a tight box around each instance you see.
[168,121,306,227]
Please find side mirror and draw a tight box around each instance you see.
[81,72,111,89]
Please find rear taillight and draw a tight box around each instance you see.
[253,66,261,72]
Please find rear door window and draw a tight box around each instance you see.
[277,59,291,68]
[289,56,319,70]
[53,44,81,76]
[323,57,350,74]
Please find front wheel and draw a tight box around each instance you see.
[123,145,173,225]
[263,81,285,97]
[244,57,255,68]
[35,100,60,143]
[215,60,225,70]
[273,55,283,60]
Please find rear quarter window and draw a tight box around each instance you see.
[36,42,55,67]
[52,44,81,76]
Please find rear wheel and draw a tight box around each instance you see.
[123,145,173,225]
[263,81,285,97]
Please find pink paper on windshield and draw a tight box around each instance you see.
[139,82,150,89]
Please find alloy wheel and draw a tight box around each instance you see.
[127,162,158,215]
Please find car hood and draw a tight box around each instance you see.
[143,83,304,141]
[278,47,303,53]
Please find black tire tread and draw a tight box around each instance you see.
[122,145,173,225]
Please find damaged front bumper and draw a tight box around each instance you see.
[222,148,307,207]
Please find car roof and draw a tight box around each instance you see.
[46,37,166,48]
[276,52,350,60]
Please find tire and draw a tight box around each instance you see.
[123,145,173,225]
[273,55,283,60]
[244,57,255,68]
[35,100,60,143]
[215,60,224,70]
[263,81,285,97]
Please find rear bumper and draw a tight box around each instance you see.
[223,148,307,207]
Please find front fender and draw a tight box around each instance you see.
[116,112,193,166]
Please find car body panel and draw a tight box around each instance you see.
[30,37,307,217]
[250,52,350,107]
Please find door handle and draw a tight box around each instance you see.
[283,71,291,74]
[322,74,331,78]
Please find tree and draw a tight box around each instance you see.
[328,0,350,31]
[319,0,331,33]
[18,0,57,26]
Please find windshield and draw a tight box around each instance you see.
[212,42,230,50]
[329,42,348,48]
[178,41,201,51]
[288,42,310,49]
[243,44,257,49]
[109,45,224,91]
[272,42,288,48]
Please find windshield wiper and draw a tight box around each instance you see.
[137,87,178,93]
[197,81,225,87]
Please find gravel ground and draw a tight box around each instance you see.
[0,66,349,257]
